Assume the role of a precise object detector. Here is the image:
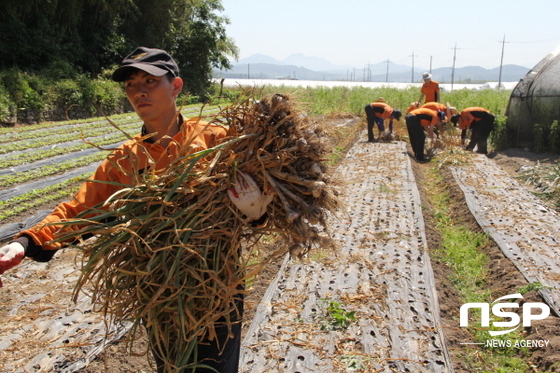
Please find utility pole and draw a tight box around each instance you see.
[498,34,510,90]
[248,63,250,79]
[386,58,391,82]
[429,56,433,74]
[409,51,417,83]
[451,43,458,91]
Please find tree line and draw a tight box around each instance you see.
[0,0,238,123]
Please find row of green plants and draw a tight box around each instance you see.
[0,175,86,222]
[0,105,226,222]
[0,112,128,135]
[0,127,136,169]
[0,152,107,188]
[0,119,140,155]
[0,115,138,143]
[0,106,220,166]
[0,104,219,139]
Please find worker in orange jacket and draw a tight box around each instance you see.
[418,72,440,104]
[364,101,402,142]
[421,102,456,124]
[406,101,420,113]
[451,107,495,154]
[405,107,439,162]
[0,47,272,373]
[421,102,457,137]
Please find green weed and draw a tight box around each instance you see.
[549,120,560,153]
[314,298,356,331]
[534,122,548,152]
[517,281,552,295]
[489,116,509,151]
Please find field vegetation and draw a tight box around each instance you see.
[2,84,558,372]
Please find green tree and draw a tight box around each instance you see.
[0,0,237,96]
[0,0,131,75]
[122,0,238,97]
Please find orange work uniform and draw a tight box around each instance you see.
[422,102,446,120]
[407,108,439,127]
[457,107,495,154]
[364,102,397,142]
[421,80,440,103]
[405,108,439,161]
[16,116,227,257]
[457,107,491,130]
[421,102,446,113]
[368,102,395,119]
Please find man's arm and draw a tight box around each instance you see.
[426,124,436,141]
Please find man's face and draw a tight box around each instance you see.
[124,71,183,122]
[423,78,431,83]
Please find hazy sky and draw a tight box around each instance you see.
[220,0,560,70]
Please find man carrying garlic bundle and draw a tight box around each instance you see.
[0,46,271,373]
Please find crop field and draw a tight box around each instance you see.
[0,104,221,229]
[1,87,560,373]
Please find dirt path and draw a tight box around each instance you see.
[240,140,453,372]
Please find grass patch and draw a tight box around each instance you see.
[423,165,543,372]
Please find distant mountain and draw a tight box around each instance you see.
[237,54,284,65]
[366,60,414,75]
[281,53,340,72]
[364,64,529,83]
[237,53,342,71]
[216,54,530,83]
[427,65,530,83]
[216,62,342,80]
